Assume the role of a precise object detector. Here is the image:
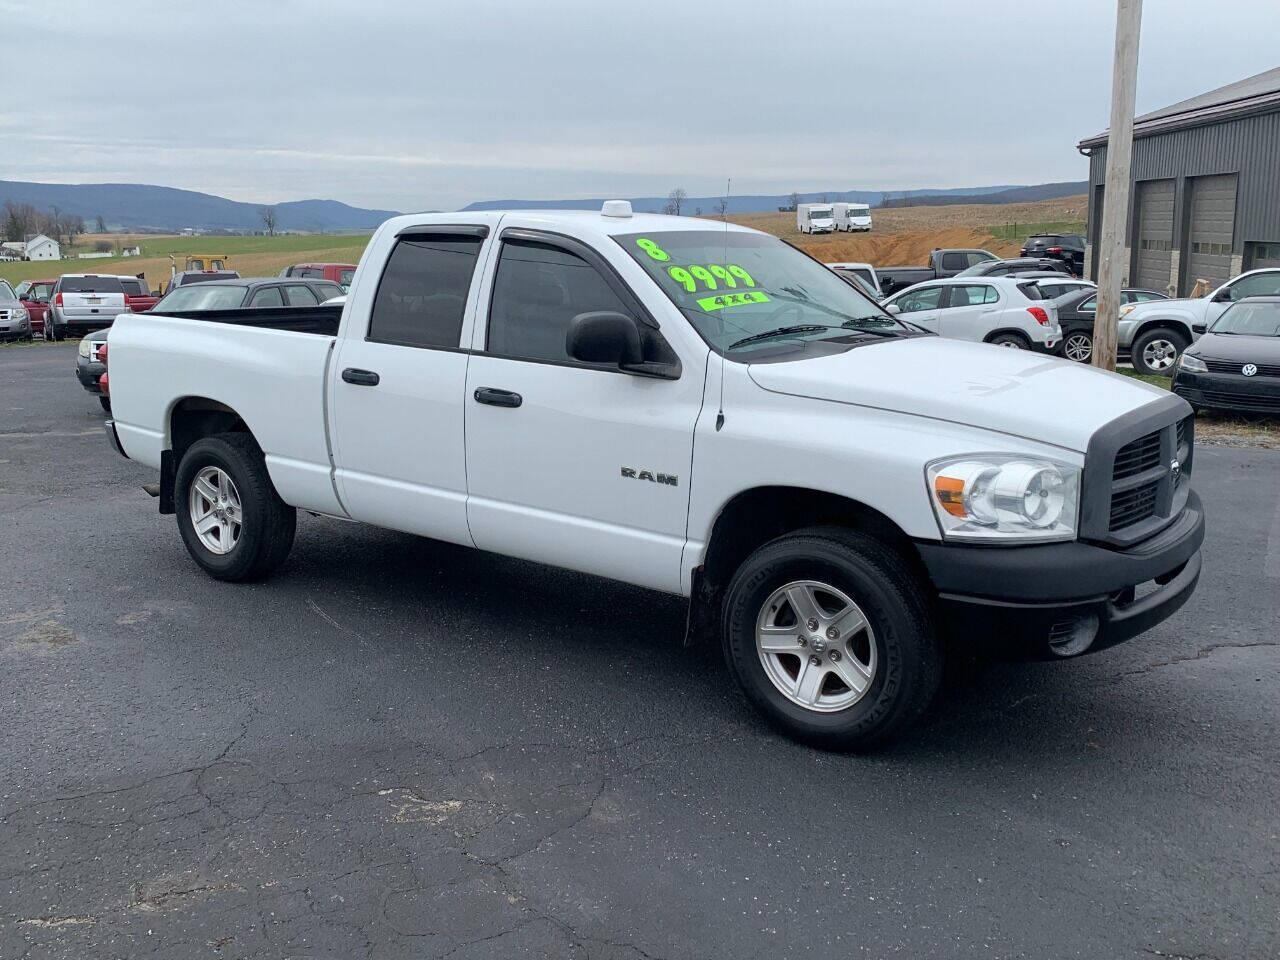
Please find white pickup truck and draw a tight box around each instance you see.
[102,203,1205,750]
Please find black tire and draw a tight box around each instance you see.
[722,527,942,751]
[1130,326,1187,377]
[98,396,111,413]
[988,332,1030,350]
[174,432,296,582]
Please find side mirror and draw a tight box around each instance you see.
[1212,288,1233,303]
[1191,323,1207,334]
[886,303,902,315]
[567,311,643,366]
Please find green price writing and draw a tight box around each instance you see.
[636,238,670,262]
[666,263,757,293]
[697,291,771,312]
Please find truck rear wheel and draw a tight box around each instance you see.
[722,527,941,751]
[175,433,296,582]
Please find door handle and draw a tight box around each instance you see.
[342,367,380,386]
[473,387,522,408]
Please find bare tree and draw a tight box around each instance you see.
[260,206,278,237]
[95,215,107,233]
[663,188,688,216]
[94,240,113,253]
[788,192,800,212]
[3,201,38,241]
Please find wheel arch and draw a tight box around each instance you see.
[982,327,1033,346]
[685,485,928,645]
[160,397,257,514]
[1132,316,1192,342]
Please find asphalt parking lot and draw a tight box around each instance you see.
[2,342,1278,960]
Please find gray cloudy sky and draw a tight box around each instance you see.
[5,0,1278,211]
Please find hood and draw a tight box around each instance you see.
[746,337,1171,452]
[1187,331,1280,363]
[1125,296,1206,323]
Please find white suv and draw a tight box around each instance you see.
[882,276,1061,351]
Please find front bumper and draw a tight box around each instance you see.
[76,358,105,393]
[0,316,30,338]
[1172,370,1280,415]
[917,490,1205,657]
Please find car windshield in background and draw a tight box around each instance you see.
[616,230,902,354]
[61,276,124,294]
[157,285,248,311]
[0,281,15,299]
[120,279,145,296]
[339,269,355,286]
[1211,301,1280,336]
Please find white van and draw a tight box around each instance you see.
[834,203,872,232]
[796,204,835,234]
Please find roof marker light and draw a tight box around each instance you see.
[601,200,633,218]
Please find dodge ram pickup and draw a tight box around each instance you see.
[102,203,1205,750]
[876,248,999,297]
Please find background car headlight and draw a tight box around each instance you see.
[926,455,1080,542]
[1118,304,1137,319]
[1179,353,1207,373]
[13,306,27,321]
[77,339,93,359]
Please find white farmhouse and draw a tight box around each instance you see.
[24,234,61,260]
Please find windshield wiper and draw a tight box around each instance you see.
[838,321,902,338]
[727,324,831,350]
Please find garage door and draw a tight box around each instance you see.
[1133,179,1174,291]
[1185,174,1237,292]
[1246,241,1280,271]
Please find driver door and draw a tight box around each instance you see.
[890,284,946,333]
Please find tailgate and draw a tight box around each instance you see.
[63,291,126,317]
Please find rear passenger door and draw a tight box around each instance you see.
[462,228,701,594]
[329,226,491,543]
[940,283,1001,341]
[283,284,319,306]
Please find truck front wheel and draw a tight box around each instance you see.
[175,433,296,582]
[722,527,941,750]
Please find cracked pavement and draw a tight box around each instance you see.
[2,343,1279,959]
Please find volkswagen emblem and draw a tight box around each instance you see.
[1242,363,1258,377]
[1169,458,1182,485]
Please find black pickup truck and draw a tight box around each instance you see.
[876,248,998,297]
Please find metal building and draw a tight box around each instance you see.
[1078,66,1280,297]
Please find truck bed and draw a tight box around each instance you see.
[155,304,343,336]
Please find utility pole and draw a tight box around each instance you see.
[1093,0,1142,372]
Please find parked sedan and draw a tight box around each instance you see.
[1052,288,1170,363]
[76,329,111,410]
[1172,297,1280,415]
[955,258,1074,279]
[151,277,346,312]
[881,276,1061,351]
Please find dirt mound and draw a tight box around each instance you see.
[793,227,1020,267]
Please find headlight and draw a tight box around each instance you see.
[926,455,1080,542]
[1179,353,1207,373]
[78,339,92,359]
[13,306,27,321]
[1118,304,1137,319]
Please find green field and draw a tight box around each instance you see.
[0,233,374,287]
[986,220,1087,243]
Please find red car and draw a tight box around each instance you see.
[15,279,55,338]
[280,262,356,291]
[116,275,159,312]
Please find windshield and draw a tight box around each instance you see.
[0,281,14,300]
[157,284,248,311]
[1210,301,1280,336]
[615,229,902,353]
[808,209,833,219]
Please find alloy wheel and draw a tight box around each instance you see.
[189,466,243,555]
[755,580,877,713]
[1064,334,1093,363]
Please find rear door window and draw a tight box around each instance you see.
[949,284,999,307]
[315,282,345,301]
[367,234,484,349]
[284,285,319,306]
[248,286,285,307]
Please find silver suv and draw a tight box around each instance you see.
[47,274,127,340]
[0,279,32,341]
